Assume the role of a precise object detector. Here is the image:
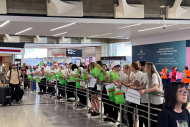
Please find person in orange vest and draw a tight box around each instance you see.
[183,66,190,87]
[162,66,168,90]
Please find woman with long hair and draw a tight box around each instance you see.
[171,66,177,82]
[127,62,142,127]
[139,62,163,127]
[157,82,190,127]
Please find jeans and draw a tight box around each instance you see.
[9,83,20,102]
[162,79,168,90]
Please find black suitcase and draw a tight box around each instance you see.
[0,87,12,106]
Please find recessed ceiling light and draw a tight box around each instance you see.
[109,35,123,39]
[0,20,10,27]
[50,22,76,31]
[89,33,112,38]
[15,28,32,35]
[119,23,141,29]
[53,32,67,36]
[179,27,190,30]
[138,24,176,32]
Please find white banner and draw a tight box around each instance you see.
[105,83,115,95]
[125,88,140,105]
[89,78,96,88]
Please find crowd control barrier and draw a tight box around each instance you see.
[23,74,166,127]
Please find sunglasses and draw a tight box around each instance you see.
[176,90,189,96]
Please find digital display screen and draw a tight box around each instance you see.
[66,49,82,57]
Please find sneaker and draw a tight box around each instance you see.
[60,99,65,102]
[16,102,20,104]
[91,112,100,116]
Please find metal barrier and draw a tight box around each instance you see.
[33,76,164,127]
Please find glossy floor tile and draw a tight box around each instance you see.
[0,91,114,127]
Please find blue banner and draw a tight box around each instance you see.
[132,40,186,72]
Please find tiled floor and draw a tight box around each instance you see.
[0,92,113,127]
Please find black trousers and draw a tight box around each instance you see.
[9,83,19,102]
[39,78,46,92]
[102,85,109,115]
[127,103,137,127]
[57,83,65,97]
[24,78,30,89]
[138,103,148,127]
[78,88,87,106]
[66,82,76,99]
[162,79,168,90]
[107,101,119,121]
[150,104,162,127]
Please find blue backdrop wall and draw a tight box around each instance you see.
[132,40,186,72]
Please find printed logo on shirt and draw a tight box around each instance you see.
[141,77,143,82]
[132,77,136,82]
[176,120,188,127]
[119,74,120,77]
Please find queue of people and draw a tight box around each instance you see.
[6,60,190,127]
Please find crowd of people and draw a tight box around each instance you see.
[5,60,190,127]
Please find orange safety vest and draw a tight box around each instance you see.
[162,68,168,79]
[183,70,190,83]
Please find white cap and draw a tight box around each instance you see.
[65,62,69,64]
[54,63,58,66]
[60,65,65,67]
[111,62,119,69]
[43,61,47,64]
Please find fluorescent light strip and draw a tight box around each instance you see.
[179,27,190,30]
[50,22,76,31]
[53,32,67,36]
[89,33,112,38]
[15,28,32,35]
[138,24,175,32]
[119,23,141,29]
[0,21,10,27]
[109,35,123,39]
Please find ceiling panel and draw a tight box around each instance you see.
[0,16,190,40]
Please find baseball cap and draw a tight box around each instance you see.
[43,61,47,64]
[54,63,58,66]
[111,62,119,69]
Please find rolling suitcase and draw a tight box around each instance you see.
[0,87,12,106]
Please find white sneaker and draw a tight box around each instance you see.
[60,99,65,101]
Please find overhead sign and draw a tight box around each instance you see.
[54,54,65,56]
[66,49,82,57]
[0,47,22,54]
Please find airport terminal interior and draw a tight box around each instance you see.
[1,0,190,127]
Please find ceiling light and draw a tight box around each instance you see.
[89,33,112,38]
[109,35,123,39]
[53,32,67,36]
[179,27,190,30]
[50,22,76,31]
[15,28,32,35]
[0,20,10,27]
[119,23,141,29]
[138,24,176,32]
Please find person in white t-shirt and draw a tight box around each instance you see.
[139,62,163,127]
[66,64,78,102]
[130,60,148,127]
[124,62,142,127]
[43,61,51,74]
[38,66,46,95]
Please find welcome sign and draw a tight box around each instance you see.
[132,40,186,72]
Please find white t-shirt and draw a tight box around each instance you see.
[26,69,31,75]
[60,69,67,76]
[129,71,142,83]
[143,73,163,105]
[44,66,51,74]
[140,72,149,103]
